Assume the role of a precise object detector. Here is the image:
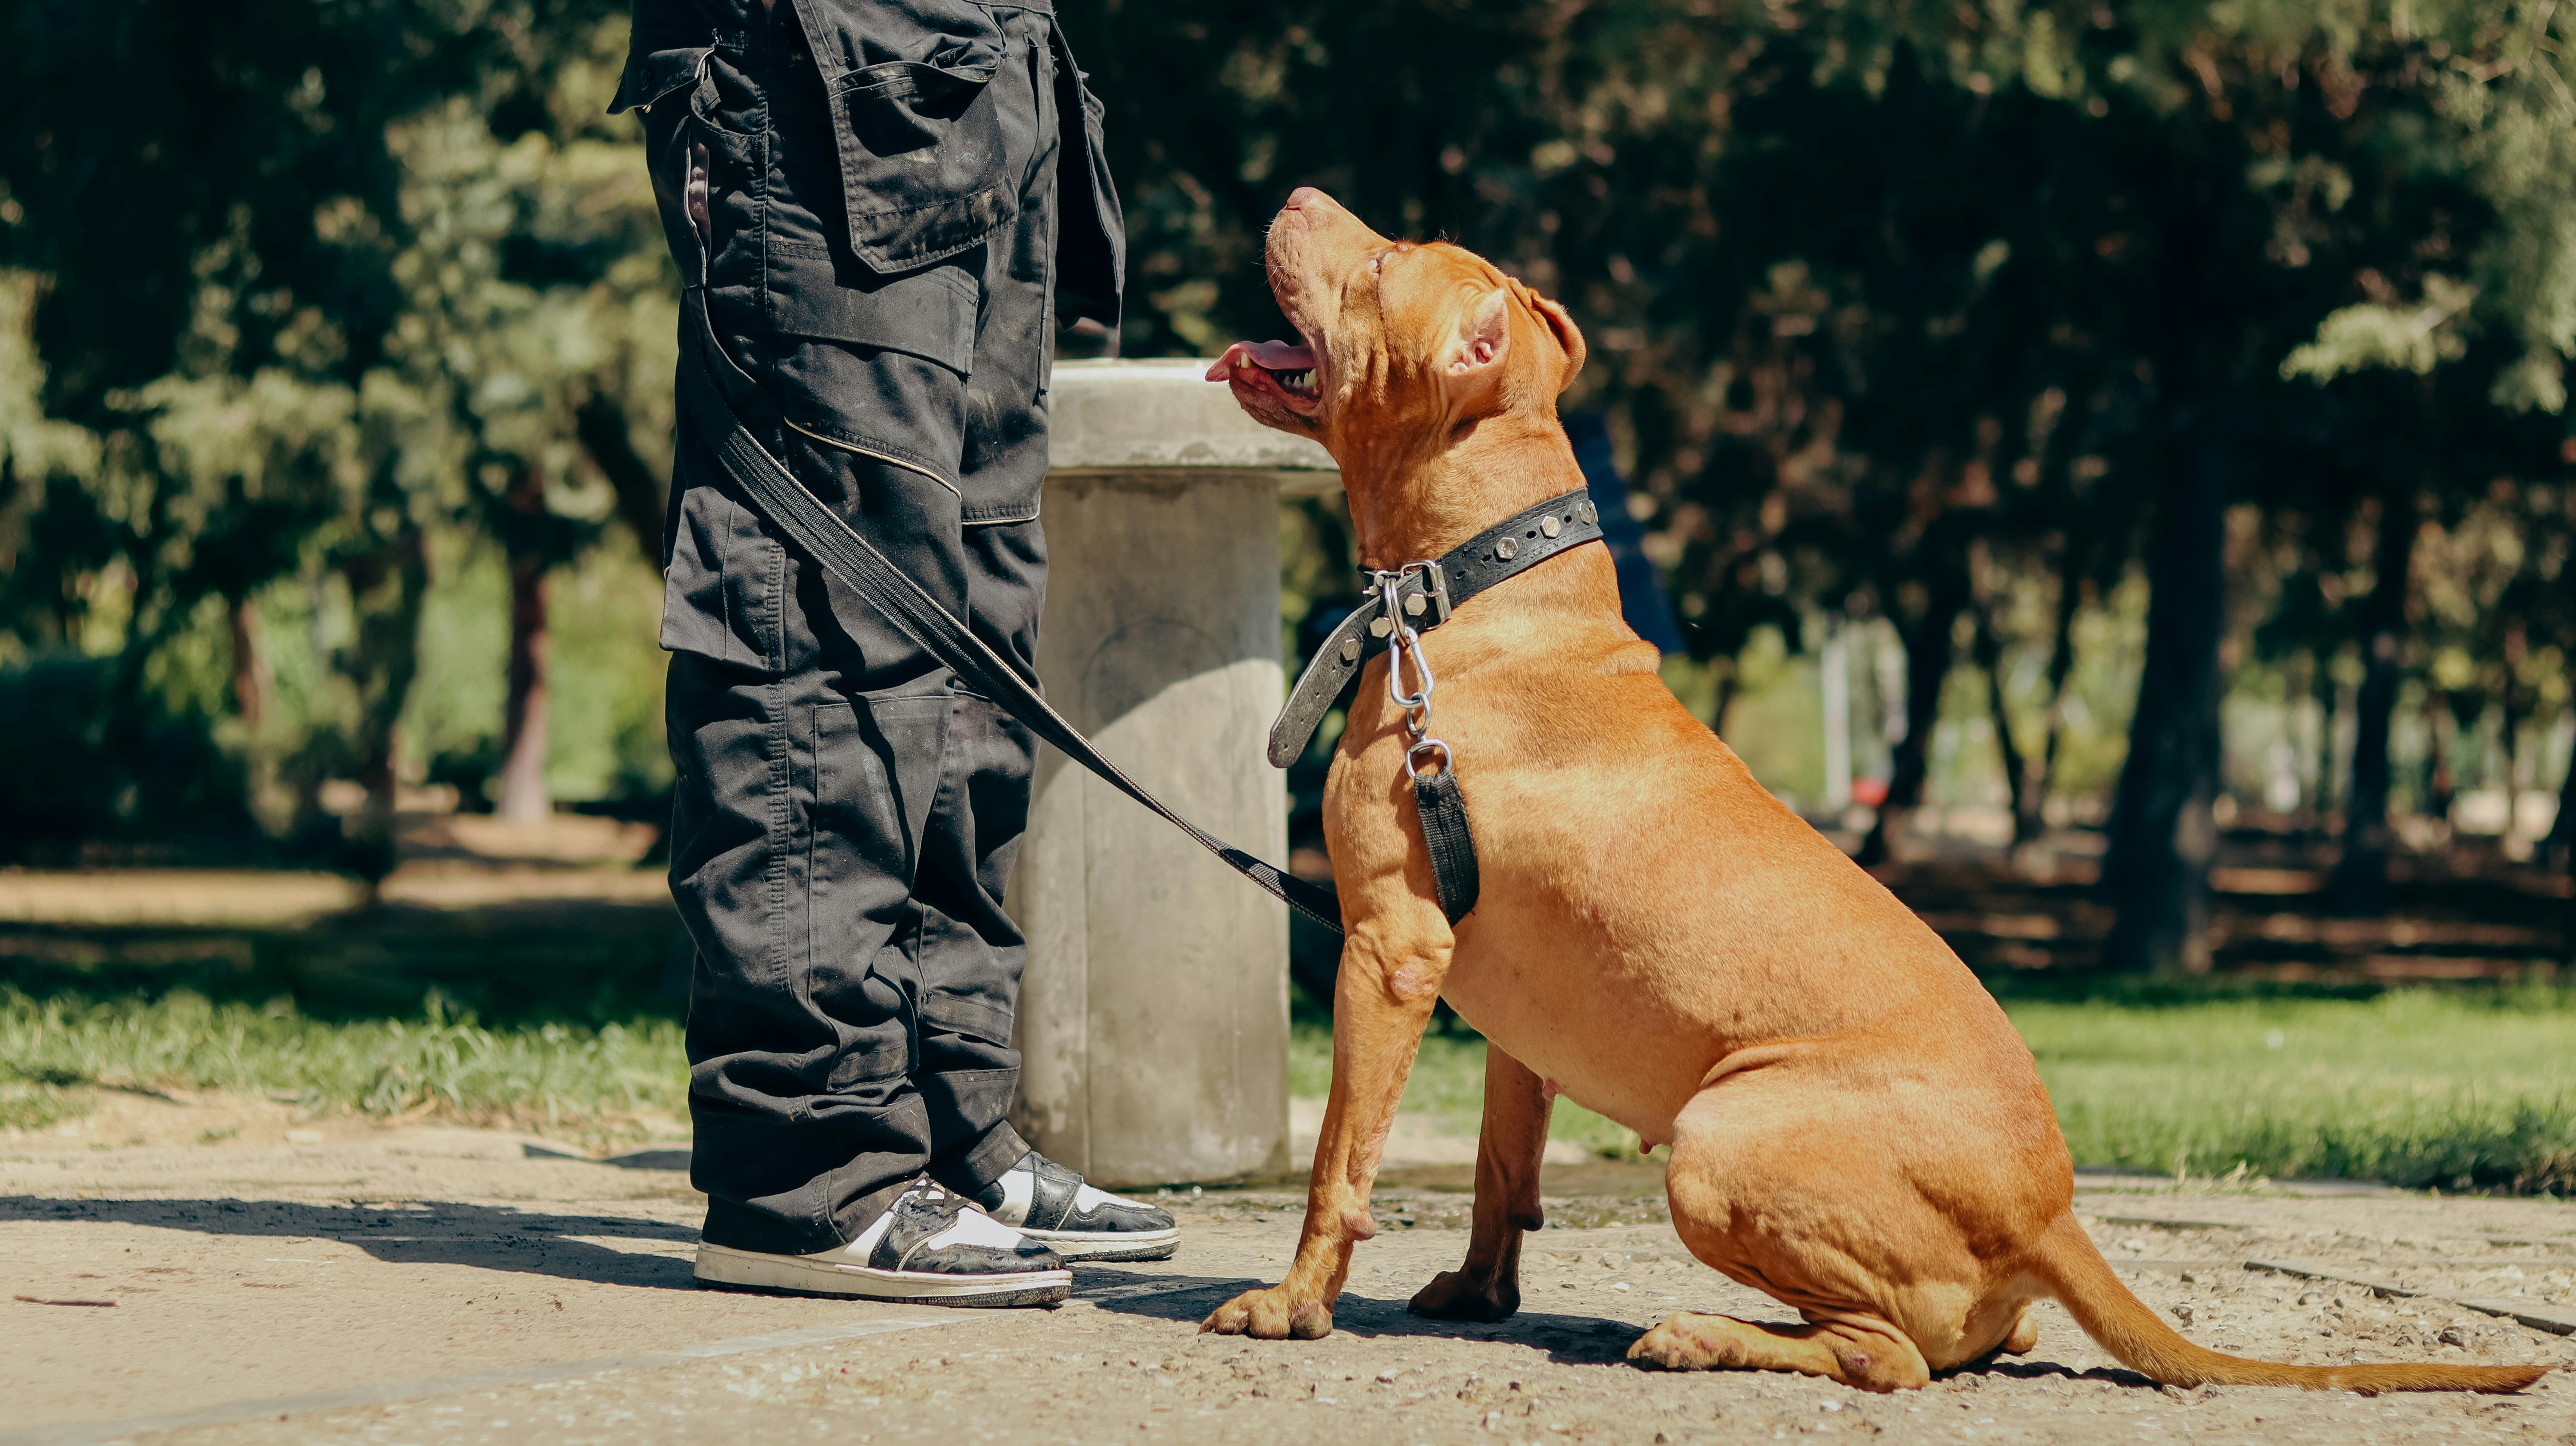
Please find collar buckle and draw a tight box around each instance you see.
[1367,559,1452,630]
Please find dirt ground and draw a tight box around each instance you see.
[4,1098,2572,1446]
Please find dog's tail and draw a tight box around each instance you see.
[2026,1214,2547,1394]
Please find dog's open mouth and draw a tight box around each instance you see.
[1206,339,1322,416]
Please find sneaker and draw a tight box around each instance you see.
[693,1179,1070,1306]
[969,1151,1179,1262]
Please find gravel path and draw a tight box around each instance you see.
[3,1105,2571,1445]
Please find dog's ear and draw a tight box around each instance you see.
[1441,286,1514,411]
[1512,281,1586,393]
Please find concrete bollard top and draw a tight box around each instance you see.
[1047,359,1339,494]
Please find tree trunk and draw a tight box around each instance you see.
[340,521,431,885]
[229,597,296,835]
[2422,692,2457,826]
[1710,663,1741,741]
[2499,638,2526,850]
[1820,615,1852,812]
[228,598,269,730]
[1857,569,1969,867]
[1971,605,2034,846]
[574,394,668,569]
[2549,708,2576,872]
[498,467,553,825]
[2503,710,2525,845]
[2100,424,2228,972]
[2026,534,2086,839]
[2330,488,2416,910]
[2312,649,2341,826]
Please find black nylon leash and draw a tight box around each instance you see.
[673,289,1346,936]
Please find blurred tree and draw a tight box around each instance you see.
[4,0,2571,944]
[0,0,670,860]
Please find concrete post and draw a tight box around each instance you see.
[1008,360,1338,1189]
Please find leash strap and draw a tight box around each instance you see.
[1269,488,1607,767]
[673,290,1346,937]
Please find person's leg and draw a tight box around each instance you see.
[900,11,1173,1261]
[899,0,1054,1206]
[626,0,1065,1289]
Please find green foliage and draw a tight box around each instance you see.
[0,1,673,849]
[3,0,2574,879]
[0,655,245,853]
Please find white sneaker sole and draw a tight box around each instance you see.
[1015,1226,1179,1262]
[693,1242,1070,1306]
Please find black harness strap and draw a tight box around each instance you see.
[673,289,1346,937]
[1412,766,1479,924]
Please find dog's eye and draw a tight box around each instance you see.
[1370,252,1387,274]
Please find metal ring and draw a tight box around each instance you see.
[1407,737,1452,779]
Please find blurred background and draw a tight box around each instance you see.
[3,0,2574,1189]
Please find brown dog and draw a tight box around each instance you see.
[1195,186,2546,1395]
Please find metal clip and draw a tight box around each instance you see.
[1407,736,1453,780]
[1373,568,1436,741]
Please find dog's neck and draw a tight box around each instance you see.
[1340,410,1588,572]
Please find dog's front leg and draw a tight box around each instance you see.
[1408,1044,1550,1321]
[1202,917,1450,1340]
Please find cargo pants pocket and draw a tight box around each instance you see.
[787,0,1017,271]
[1048,22,1124,329]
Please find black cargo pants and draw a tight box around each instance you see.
[614,0,1121,1256]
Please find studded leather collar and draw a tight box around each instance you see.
[1267,486,1607,768]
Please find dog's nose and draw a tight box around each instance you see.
[1283,186,1334,215]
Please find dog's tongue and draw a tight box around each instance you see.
[1205,339,1316,380]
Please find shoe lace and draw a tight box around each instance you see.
[908,1178,972,1224]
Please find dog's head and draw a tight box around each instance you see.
[1208,188,1585,472]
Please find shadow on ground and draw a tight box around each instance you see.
[1080,1270,2164,1387]
[0,1195,699,1290]
[1086,1274,1646,1364]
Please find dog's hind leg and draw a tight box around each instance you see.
[1409,1045,1552,1322]
[1631,1074,2011,1391]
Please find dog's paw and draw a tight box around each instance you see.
[1201,1285,1333,1340]
[1626,1313,1749,1371]
[1408,1269,1519,1323]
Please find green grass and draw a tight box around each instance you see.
[1292,988,2576,1193]
[2018,987,2576,1193]
[0,988,686,1145]
[16,983,2574,1191]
